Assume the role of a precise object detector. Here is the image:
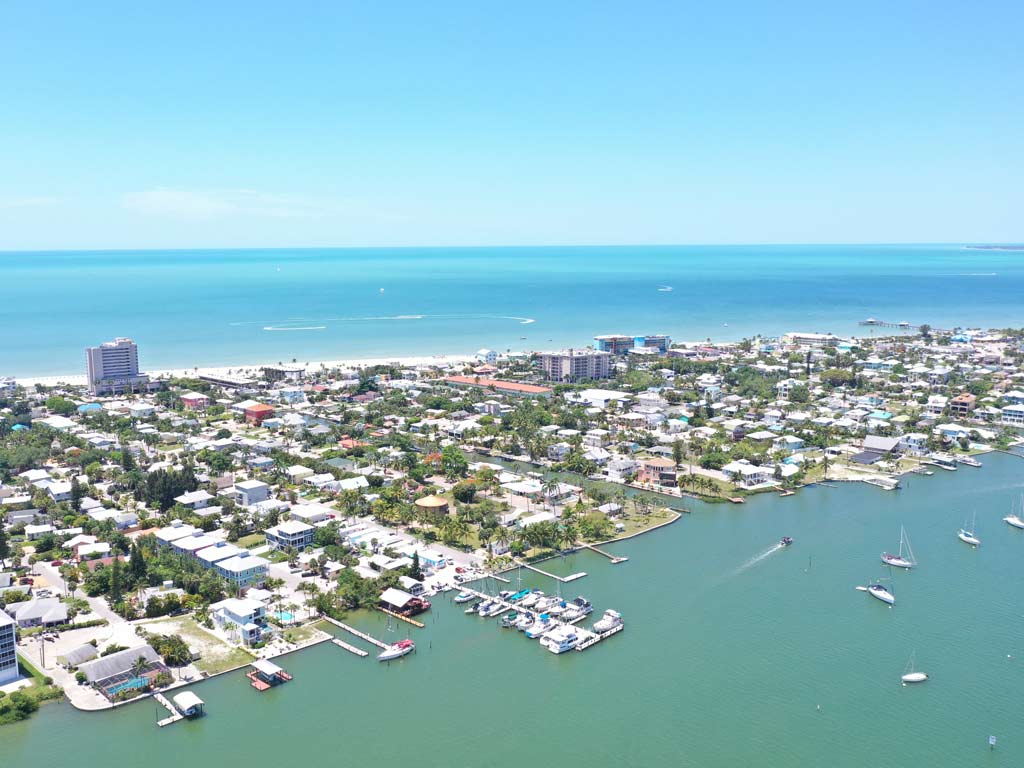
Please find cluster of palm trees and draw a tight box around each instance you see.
[676,473,719,495]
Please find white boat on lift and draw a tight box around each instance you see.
[881,525,916,569]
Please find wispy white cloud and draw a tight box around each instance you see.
[122,187,341,220]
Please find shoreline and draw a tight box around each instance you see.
[14,352,483,388]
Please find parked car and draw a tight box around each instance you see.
[50,559,64,566]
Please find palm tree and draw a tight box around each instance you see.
[541,478,561,511]
[130,655,150,678]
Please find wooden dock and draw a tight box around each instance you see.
[582,543,629,564]
[320,615,388,649]
[517,560,587,583]
[378,607,425,628]
[576,622,624,651]
[154,693,183,727]
[330,637,369,657]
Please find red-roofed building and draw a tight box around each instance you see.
[444,375,552,398]
[244,403,276,424]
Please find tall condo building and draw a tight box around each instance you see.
[595,334,672,355]
[0,609,17,684]
[85,337,151,395]
[539,349,612,382]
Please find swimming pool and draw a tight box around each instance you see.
[274,611,295,622]
[105,677,149,696]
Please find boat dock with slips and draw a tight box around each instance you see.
[458,586,623,652]
[330,638,369,657]
[320,615,388,649]
[154,693,183,727]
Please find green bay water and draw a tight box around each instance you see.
[2,244,1024,375]
[5,454,1023,765]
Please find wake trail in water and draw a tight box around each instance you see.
[732,544,784,577]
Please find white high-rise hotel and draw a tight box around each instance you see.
[0,609,17,684]
[85,337,151,395]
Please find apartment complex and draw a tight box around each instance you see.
[539,349,613,382]
[85,337,151,395]
[595,334,672,355]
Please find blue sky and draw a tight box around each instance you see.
[1,1,1022,249]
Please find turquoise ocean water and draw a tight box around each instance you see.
[1,244,1022,375]
[4,453,1024,765]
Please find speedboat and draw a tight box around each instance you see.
[547,601,567,616]
[957,528,981,547]
[498,590,514,599]
[500,614,518,628]
[485,602,505,617]
[519,590,543,608]
[540,626,580,654]
[1004,514,1024,530]
[866,584,895,605]
[569,597,593,615]
[377,639,415,661]
[508,590,531,602]
[901,671,928,684]
[780,536,794,547]
[593,609,623,634]
[476,600,494,615]
[454,591,475,603]
[464,602,480,614]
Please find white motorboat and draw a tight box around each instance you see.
[561,606,584,623]
[519,590,543,608]
[534,596,559,612]
[524,617,554,639]
[900,651,928,684]
[514,612,536,631]
[454,591,475,603]
[541,626,580,654]
[865,583,895,605]
[476,600,494,615]
[593,609,623,634]
[547,601,568,616]
[957,512,980,547]
[485,602,506,617]
[568,596,593,616]
[881,525,916,569]
[955,455,981,467]
[377,639,415,661]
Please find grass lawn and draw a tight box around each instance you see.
[613,507,678,538]
[281,622,324,645]
[141,616,255,675]
[237,533,266,549]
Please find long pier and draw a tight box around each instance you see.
[582,543,629,564]
[516,560,587,583]
[320,615,388,649]
[154,693,183,727]
[330,638,369,657]
[858,318,952,334]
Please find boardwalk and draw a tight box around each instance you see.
[320,615,388,649]
[154,693,183,728]
[330,638,369,657]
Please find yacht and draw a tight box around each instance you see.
[957,512,981,547]
[561,606,584,623]
[866,583,896,605]
[541,626,581,654]
[520,590,543,608]
[525,616,554,639]
[881,525,916,569]
[454,591,475,603]
[593,609,623,634]
[547,601,568,616]
[568,597,593,616]
[377,639,415,662]
[534,596,559,612]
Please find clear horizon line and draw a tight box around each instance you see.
[0,240,1021,255]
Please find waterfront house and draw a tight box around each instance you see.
[210,597,266,644]
[721,460,772,488]
[638,457,676,487]
[1000,404,1024,426]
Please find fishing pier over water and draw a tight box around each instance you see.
[858,318,952,334]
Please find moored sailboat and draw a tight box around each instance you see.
[881,525,916,569]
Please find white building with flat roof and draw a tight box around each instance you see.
[85,337,151,395]
[539,349,612,382]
